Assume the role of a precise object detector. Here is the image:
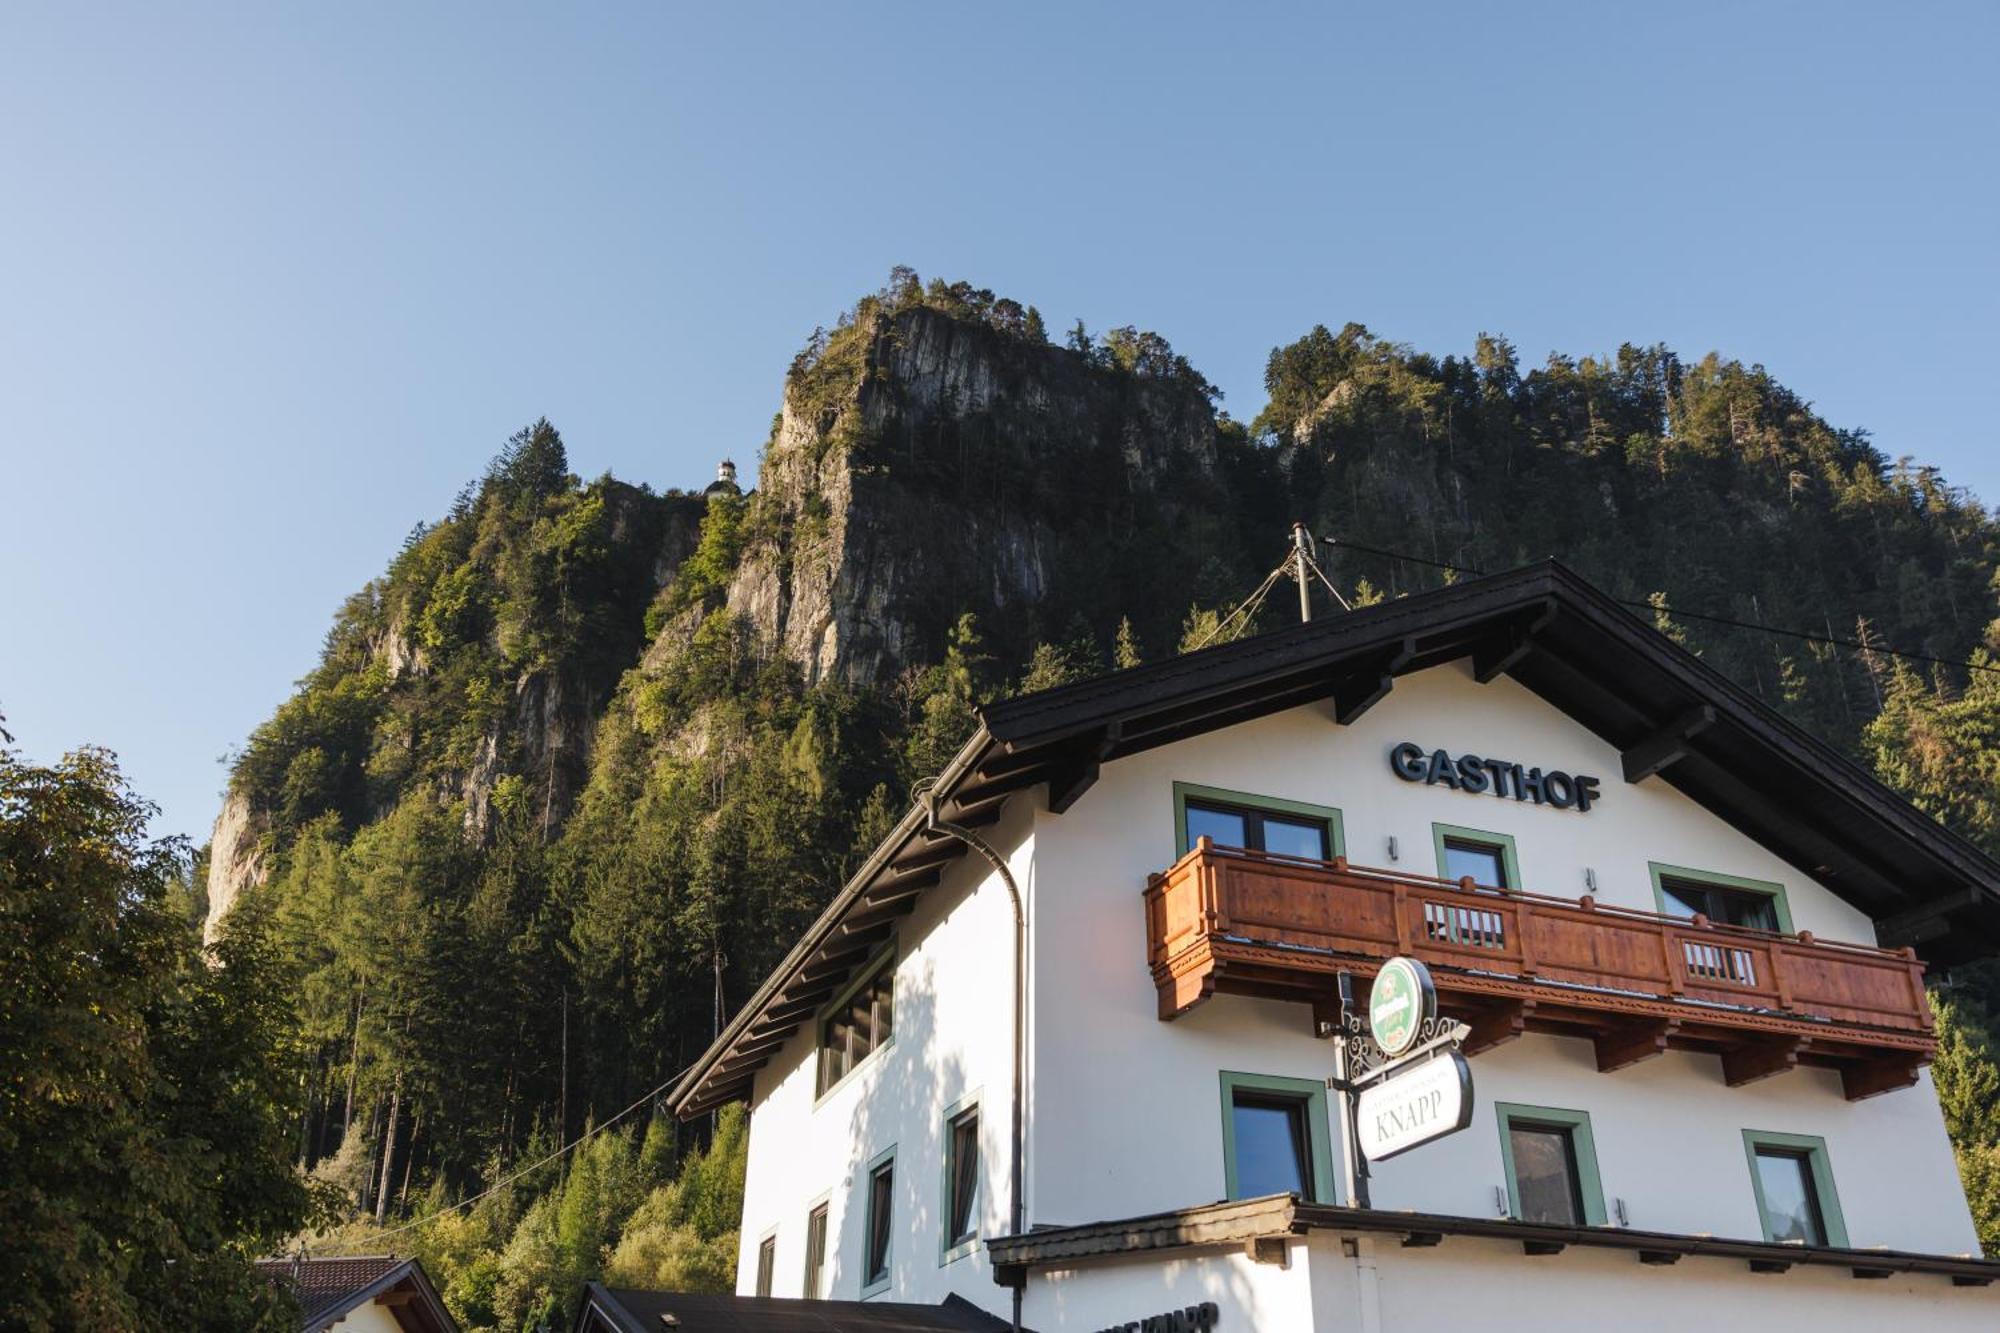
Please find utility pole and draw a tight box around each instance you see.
[1292,522,1315,624]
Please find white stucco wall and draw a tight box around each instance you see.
[326,1300,405,1333]
[732,797,1030,1317]
[1021,1233,2000,1333]
[1027,661,1972,1251]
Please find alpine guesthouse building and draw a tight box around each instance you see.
[663,563,2000,1331]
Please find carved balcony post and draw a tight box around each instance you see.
[1516,898,1538,978]
[1766,936,1795,1012]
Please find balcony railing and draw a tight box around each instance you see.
[1143,840,1935,1101]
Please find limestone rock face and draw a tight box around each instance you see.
[203,788,269,942]
[727,306,1232,690]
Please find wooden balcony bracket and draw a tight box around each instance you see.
[1464,1000,1535,1056]
[1594,1019,1680,1073]
[1841,1054,1923,1102]
[1721,1036,1810,1088]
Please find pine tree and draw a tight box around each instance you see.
[1113,617,1143,670]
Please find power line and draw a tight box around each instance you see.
[311,1062,695,1256]
[1323,536,2000,678]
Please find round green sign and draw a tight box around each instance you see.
[1368,956,1436,1057]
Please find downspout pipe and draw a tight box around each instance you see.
[918,781,1027,1333]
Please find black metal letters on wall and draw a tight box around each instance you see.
[1388,741,1601,812]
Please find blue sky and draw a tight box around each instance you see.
[2,2,1995,844]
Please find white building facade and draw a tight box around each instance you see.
[668,564,2000,1330]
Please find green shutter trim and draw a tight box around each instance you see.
[938,1090,982,1266]
[1431,822,1523,890]
[1740,1129,1848,1247]
[1173,781,1346,857]
[1648,862,1795,934]
[1494,1102,1608,1227]
[858,1143,897,1298]
[1217,1070,1338,1205]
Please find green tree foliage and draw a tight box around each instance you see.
[0,733,313,1331]
[1258,322,1996,747]
[1861,650,2000,1247]
[603,1106,748,1296]
[1113,616,1143,670]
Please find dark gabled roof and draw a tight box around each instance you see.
[256,1255,459,1333]
[668,560,2000,1117]
[983,1193,2000,1287]
[573,1285,1013,1332]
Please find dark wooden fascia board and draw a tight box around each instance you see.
[986,1195,2000,1287]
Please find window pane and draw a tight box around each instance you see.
[874,970,894,1047]
[1262,815,1330,861]
[756,1235,775,1297]
[819,957,894,1093]
[1444,839,1507,888]
[1717,888,1778,933]
[866,1163,894,1284]
[947,1110,979,1245]
[1231,1093,1311,1199]
[1187,802,1248,850]
[804,1205,828,1299]
[1658,879,1710,919]
[1755,1149,1825,1245]
[1509,1123,1581,1225]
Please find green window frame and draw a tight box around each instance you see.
[939,1091,981,1265]
[1173,782,1346,858]
[1649,862,1794,935]
[858,1144,896,1298]
[1495,1102,1607,1226]
[1218,1071,1337,1204]
[815,944,897,1103]
[1741,1129,1847,1247]
[1431,822,1522,890]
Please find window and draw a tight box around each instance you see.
[941,1099,980,1262]
[818,950,895,1096]
[754,1232,776,1297]
[1431,823,1520,889]
[1218,1072,1336,1203]
[1743,1130,1846,1246]
[1174,782,1344,861]
[1650,863,1792,934]
[803,1203,828,1298]
[1495,1104,1606,1226]
[861,1149,895,1297]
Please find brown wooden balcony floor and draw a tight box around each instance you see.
[1144,840,1935,1101]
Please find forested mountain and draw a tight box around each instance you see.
[205,271,2000,1328]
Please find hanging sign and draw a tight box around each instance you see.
[1356,1048,1474,1161]
[1367,957,1437,1058]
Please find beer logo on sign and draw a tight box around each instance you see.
[1368,957,1435,1057]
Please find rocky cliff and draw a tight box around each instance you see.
[727,301,1264,691]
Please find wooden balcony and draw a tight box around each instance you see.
[1144,840,1936,1101]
